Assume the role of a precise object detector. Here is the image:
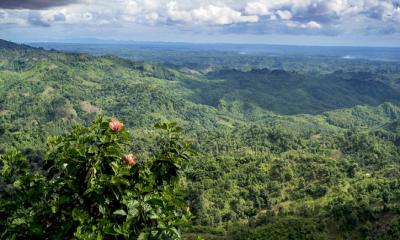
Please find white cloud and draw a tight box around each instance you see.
[0,0,399,36]
[287,20,322,29]
[191,5,258,25]
[0,10,28,25]
[245,2,269,16]
[276,10,292,20]
[166,1,192,22]
[306,21,322,29]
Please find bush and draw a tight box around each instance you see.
[0,116,193,239]
[227,217,327,240]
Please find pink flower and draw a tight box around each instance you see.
[124,154,137,166]
[109,119,124,132]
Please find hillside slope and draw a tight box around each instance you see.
[186,68,400,114]
[1,40,399,239]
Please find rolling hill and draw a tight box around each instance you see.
[1,39,399,239]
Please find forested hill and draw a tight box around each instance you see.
[31,40,400,115]
[200,68,400,114]
[0,39,34,50]
[1,39,400,239]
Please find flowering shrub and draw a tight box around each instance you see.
[0,116,192,239]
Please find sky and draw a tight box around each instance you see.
[0,0,400,46]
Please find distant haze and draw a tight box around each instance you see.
[30,42,400,62]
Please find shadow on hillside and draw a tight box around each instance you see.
[183,69,400,115]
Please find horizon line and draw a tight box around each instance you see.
[21,39,400,49]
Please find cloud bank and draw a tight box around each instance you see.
[0,0,399,43]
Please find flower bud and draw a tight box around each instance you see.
[124,154,137,166]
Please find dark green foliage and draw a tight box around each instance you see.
[228,217,327,240]
[0,117,192,239]
[0,39,33,51]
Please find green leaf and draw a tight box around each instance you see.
[13,180,22,189]
[110,161,119,174]
[88,145,98,154]
[11,218,26,225]
[168,227,181,238]
[113,209,127,216]
[138,232,149,240]
[51,205,57,214]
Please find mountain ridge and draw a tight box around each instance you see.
[0,39,34,51]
